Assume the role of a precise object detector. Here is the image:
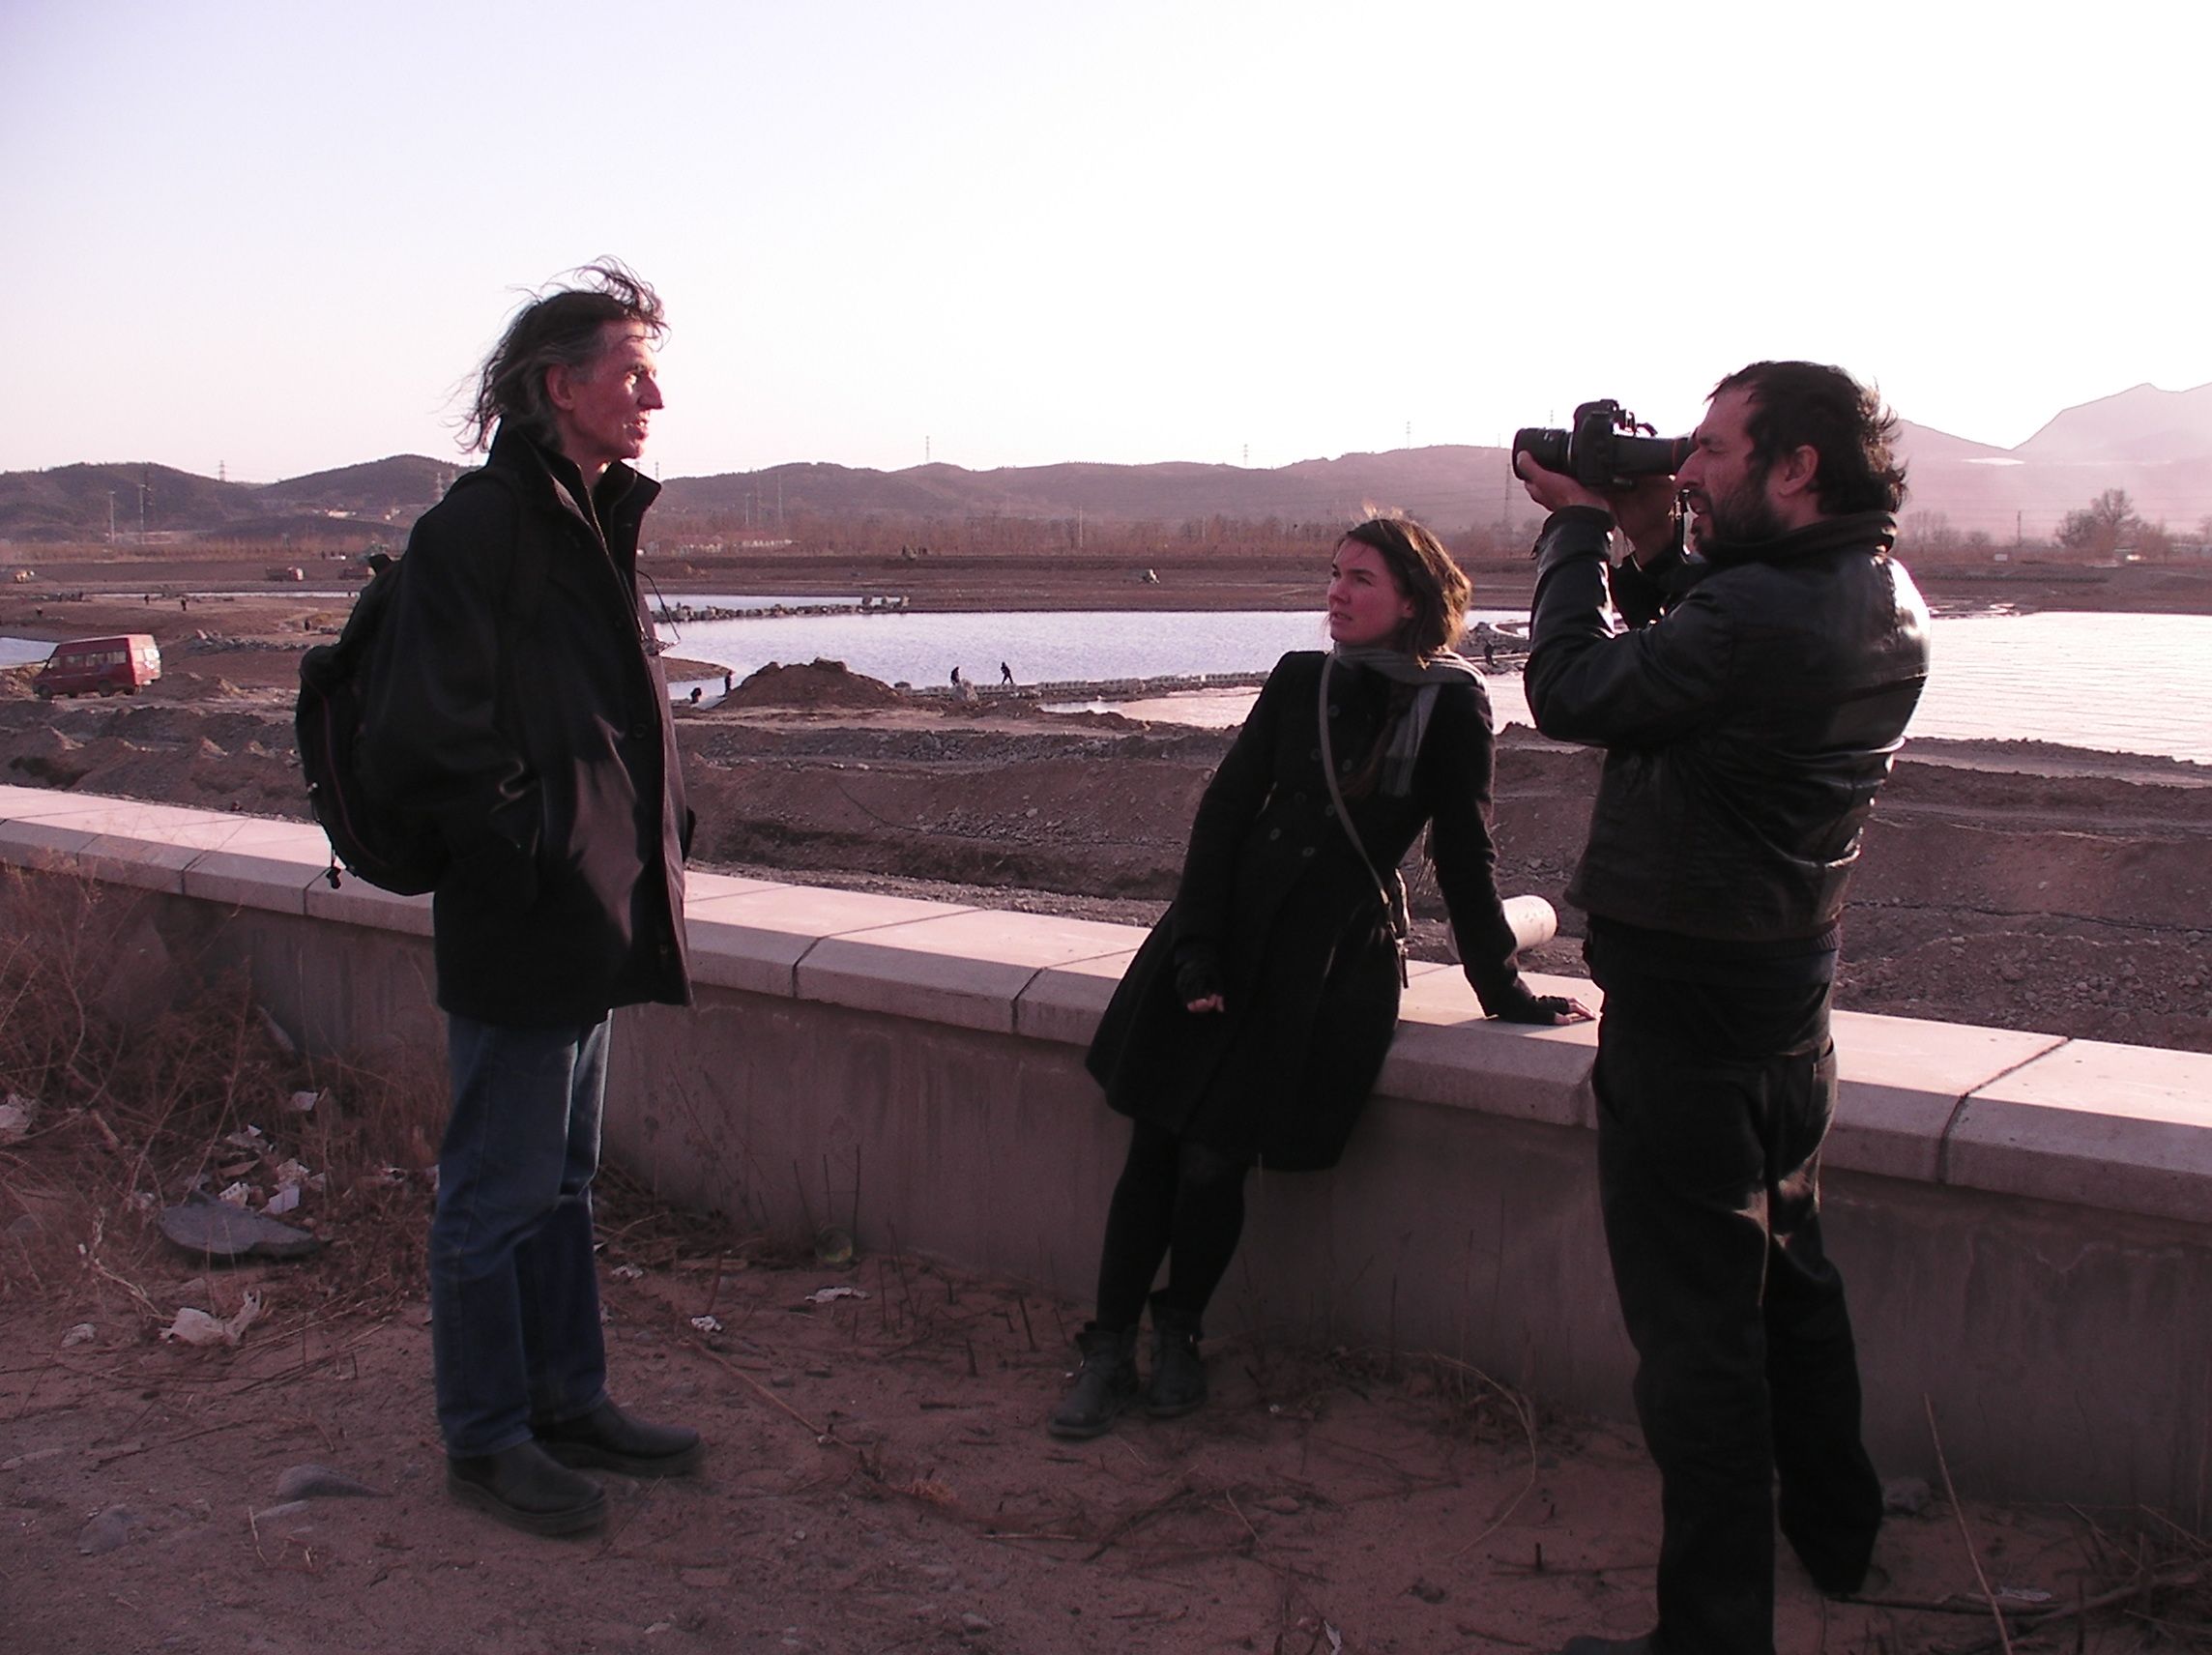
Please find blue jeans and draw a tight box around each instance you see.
[430,1013,613,1457]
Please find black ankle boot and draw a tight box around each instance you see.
[535,1399,704,1477]
[446,1440,606,1537]
[1145,1306,1207,1418]
[1048,1323,1138,1439]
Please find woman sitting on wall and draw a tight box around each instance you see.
[1054,513,1591,1437]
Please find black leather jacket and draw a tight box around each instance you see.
[1525,507,1930,944]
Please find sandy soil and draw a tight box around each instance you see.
[3,1166,2187,1655]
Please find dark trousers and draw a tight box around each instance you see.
[1093,1119,1253,1331]
[429,1014,612,1456]
[1588,950,1881,1655]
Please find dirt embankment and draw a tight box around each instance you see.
[3,653,2206,1054]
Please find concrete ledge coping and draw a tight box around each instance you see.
[1825,1012,2066,1183]
[800,908,1140,1034]
[684,883,975,998]
[85,816,328,892]
[1380,963,1602,1129]
[304,872,435,938]
[180,829,338,915]
[1948,1039,2212,1225]
[1016,946,1141,1046]
[5,783,2209,1225]
[0,790,341,909]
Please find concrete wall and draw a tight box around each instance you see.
[4,781,2208,1515]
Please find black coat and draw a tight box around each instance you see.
[1086,651,1532,1171]
[1525,508,1930,944]
[361,428,691,1027]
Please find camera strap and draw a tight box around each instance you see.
[1317,655,1411,988]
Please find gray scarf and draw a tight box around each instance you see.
[1327,644,1482,796]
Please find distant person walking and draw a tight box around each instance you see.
[1054,513,1589,1439]
[1000,661,1014,686]
[949,665,962,686]
[363,262,703,1538]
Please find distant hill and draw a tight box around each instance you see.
[6,384,2210,544]
[254,455,459,517]
[1893,421,2013,462]
[2017,383,2212,463]
[659,448,1534,537]
[0,462,263,540]
[1896,383,2212,538]
[0,454,451,544]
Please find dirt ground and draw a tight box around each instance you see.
[2,557,2210,1654]
[7,1137,2205,1655]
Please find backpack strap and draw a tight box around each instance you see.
[443,466,548,637]
[438,468,551,778]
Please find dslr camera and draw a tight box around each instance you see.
[1513,400,1689,491]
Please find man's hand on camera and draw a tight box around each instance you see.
[1611,474,1681,565]
[1514,452,1611,516]
[1516,454,1679,566]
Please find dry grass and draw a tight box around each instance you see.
[0,865,446,1327]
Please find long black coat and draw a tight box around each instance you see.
[1086,651,1529,1171]
[361,428,691,1028]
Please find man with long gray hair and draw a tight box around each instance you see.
[364,262,700,1536]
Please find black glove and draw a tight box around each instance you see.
[1482,980,1577,1025]
[1174,944,1225,1008]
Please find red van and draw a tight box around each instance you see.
[34,634,163,699]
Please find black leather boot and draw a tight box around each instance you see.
[1047,1323,1138,1438]
[535,1399,704,1477]
[447,1439,606,1537]
[1145,1304,1207,1418]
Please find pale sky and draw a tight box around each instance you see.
[5,0,2206,484]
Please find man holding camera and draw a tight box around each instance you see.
[1515,362,1931,1655]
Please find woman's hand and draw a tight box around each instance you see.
[1488,984,1595,1026]
[1175,946,1226,1014]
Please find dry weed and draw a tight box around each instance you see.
[0,866,445,1327]
[594,1159,774,1273]
[2052,1506,2212,1650]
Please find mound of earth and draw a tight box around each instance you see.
[723,657,908,711]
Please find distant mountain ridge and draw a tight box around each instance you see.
[2017,382,2212,463]
[6,384,2208,543]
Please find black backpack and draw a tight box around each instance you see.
[295,471,538,892]
[296,551,453,893]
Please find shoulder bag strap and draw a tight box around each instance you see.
[1317,655,1411,987]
